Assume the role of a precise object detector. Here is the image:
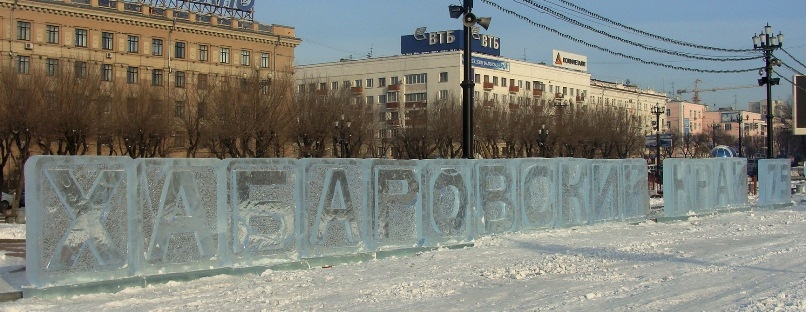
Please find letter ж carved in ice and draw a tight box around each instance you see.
[45,169,126,271]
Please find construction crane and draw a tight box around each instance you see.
[676,79,758,104]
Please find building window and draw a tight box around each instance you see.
[501,78,507,87]
[199,44,209,61]
[152,69,163,86]
[387,92,398,102]
[526,81,531,90]
[175,42,186,59]
[354,79,362,87]
[16,56,30,74]
[366,96,374,105]
[260,52,270,68]
[17,21,31,41]
[405,73,427,84]
[439,72,448,83]
[378,77,386,87]
[220,47,230,63]
[102,64,113,81]
[45,58,58,76]
[46,25,59,44]
[127,35,139,53]
[152,38,163,56]
[493,76,499,86]
[175,71,185,88]
[75,29,88,47]
[366,78,373,88]
[331,81,338,91]
[475,74,481,82]
[405,93,427,102]
[439,90,449,99]
[175,101,185,118]
[390,76,399,85]
[343,81,351,88]
[261,80,270,95]
[126,66,139,83]
[198,74,208,89]
[379,94,387,104]
[102,32,113,50]
[74,61,87,79]
[240,50,250,66]
[172,133,185,148]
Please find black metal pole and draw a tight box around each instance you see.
[765,47,774,158]
[461,0,474,159]
[738,120,743,157]
[655,115,661,168]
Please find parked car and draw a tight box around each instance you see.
[0,191,24,214]
[1,192,13,213]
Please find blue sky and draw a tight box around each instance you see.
[255,0,805,110]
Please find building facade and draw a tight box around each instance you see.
[0,0,300,153]
[296,28,667,141]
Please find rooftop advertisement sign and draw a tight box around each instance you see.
[184,0,255,12]
[401,27,500,56]
[552,50,588,72]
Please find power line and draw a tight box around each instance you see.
[781,48,806,73]
[515,0,761,62]
[544,0,756,53]
[480,0,761,74]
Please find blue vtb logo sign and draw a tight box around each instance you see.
[401,27,501,56]
[188,0,255,11]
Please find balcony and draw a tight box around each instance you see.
[315,89,328,96]
[508,103,520,110]
[351,86,364,95]
[405,101,427,109]
[532,89,543,98]
[387,84,401,91]
[509,86,519,93]
[483,100,496,108]
[576,95,583,102]
[554,93,564,99]
[386,102,400,109]
[483,82,494,90]
[386,119,401,126]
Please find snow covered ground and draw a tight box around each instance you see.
[2,197,806,311]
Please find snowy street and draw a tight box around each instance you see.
[2,203,806,311]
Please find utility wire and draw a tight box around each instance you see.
[780,48,806,73]
[545,0,755,53]
[774,71,806,94]
[480,0,761,74]
[516,0,761,62]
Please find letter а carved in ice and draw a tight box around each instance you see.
[45,169,126,271]
[147,171,215,262]
[311,169,358,246]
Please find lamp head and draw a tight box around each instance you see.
[448,5,464,19]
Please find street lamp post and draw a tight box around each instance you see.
[752,24,783,158]
[449,0,490,159]
[538,124,548,157]
[650,103,663,168]
[711,123,720,148]
[334,114,351,158]
[731,114,748,157]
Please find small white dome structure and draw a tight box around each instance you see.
[711,145,738,158]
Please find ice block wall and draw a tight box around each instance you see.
[662,158,749,218]
[23,156,646,288]
[757,159,791,207]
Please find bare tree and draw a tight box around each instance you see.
[37,60,102,155]
[111,81,172,158]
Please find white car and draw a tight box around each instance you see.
[1,192,13,212]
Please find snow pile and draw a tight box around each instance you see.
[2,204,806,310]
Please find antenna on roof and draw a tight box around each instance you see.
[367,46,373,59]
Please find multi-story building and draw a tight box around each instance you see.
[296,27,667,139]
[0,0,300,149]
